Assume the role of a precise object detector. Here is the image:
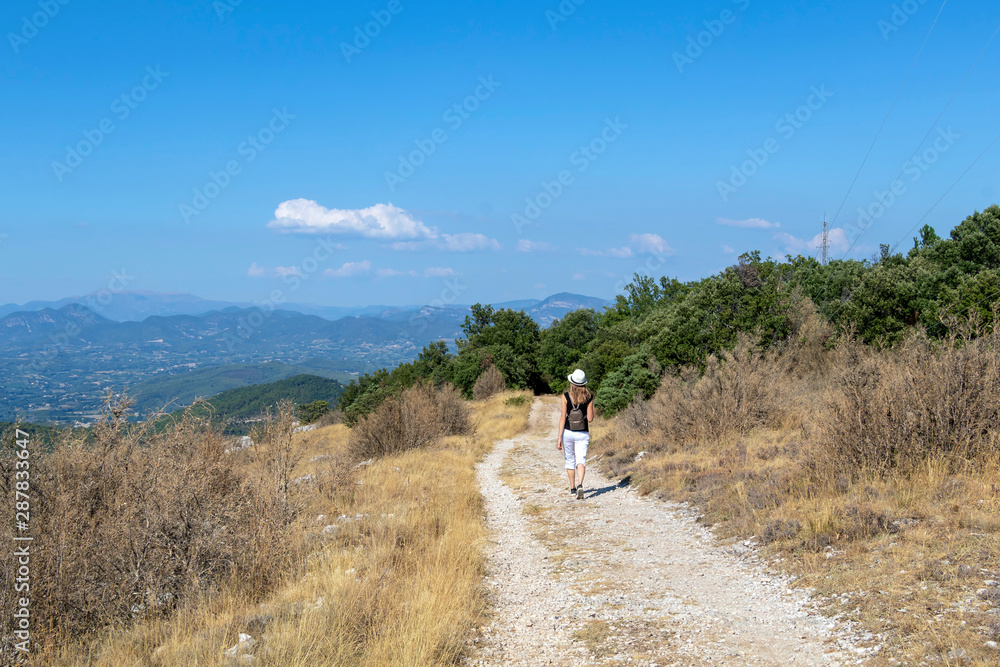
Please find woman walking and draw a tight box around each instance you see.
[557,369,595,500]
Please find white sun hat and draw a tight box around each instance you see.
[567,369,588,386]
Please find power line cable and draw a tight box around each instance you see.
[889,132,1000,255]
[836,17,1000,261]
[824,132,1000,326]
[826,0,949,234]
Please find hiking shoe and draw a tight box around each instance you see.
[576,486,584,500]
[570,487,576,494]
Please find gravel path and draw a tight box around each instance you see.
[467,398,871,666]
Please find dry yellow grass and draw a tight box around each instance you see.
[43,390,532,667]
[592,387,1000,665]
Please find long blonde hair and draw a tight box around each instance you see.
[568,384,592,405]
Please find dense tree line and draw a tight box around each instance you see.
[338,205,1000,419]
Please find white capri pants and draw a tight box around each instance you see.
[562,429,590,469]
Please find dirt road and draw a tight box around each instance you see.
[467,397,870,666]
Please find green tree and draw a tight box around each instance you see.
[453,305,542,396]
[297,400,330,424]
[539,309,600,392]
[593,348,660,416]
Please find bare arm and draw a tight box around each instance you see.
[587,400,595,423]
[556,397,566,449]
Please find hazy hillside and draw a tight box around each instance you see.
[0,292,422,323]
[0,292,610,424]
[169,374,344,433]
[0,291,612,327]
[130,359,353,414]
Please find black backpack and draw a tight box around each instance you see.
[566,393,587,431]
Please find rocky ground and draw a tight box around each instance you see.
[466,397,877,666]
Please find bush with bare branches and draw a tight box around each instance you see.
[0,396,303,653]
[825,321,1000,474]
[473,364,506,401]
[625,334,794,451]
[349,383,471,461]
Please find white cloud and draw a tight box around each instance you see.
[247,262,267,277]
[577,234,673,258]
[629,233,674,256]
[578,246,632,258]
[423,267,456,277]
[392,233,501,252]
[825,228,851,254]
[439,233,501,252]
[534,282,546,289]
[773,228,851,255]
[274,266,301,277]
[517,239,553,253]
[269,199,435,239]
[573,273,586,280]
[376,266,456,278]
[717,217,781,229]
[324,260,372,277]
[722,245,736,254]
[270,199,500,251]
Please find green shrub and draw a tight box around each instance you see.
[594,348,660,416]
[297,399,330,424]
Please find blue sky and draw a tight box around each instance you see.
[2,0,998,307]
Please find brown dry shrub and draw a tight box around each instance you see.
[437,383,472,436]
[616,398,655,436]
[349,382,471,461]
[626,334,795,451]
[316,409,344,427]
[0,396,303,653]
[472,365,506,401]
[762,518,802,544]
[783,293,836,378]
[825,320,1000,474]
[839,503,898,540]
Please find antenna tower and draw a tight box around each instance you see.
[821,214,829,266]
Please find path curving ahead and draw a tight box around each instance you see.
[467,397,869,667]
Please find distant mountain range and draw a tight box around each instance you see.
[0,291,611,424]
[0,290,612,326]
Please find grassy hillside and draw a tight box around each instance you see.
[2,385,533,666]
[170,374,344,433]
[591,321,1000,664]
